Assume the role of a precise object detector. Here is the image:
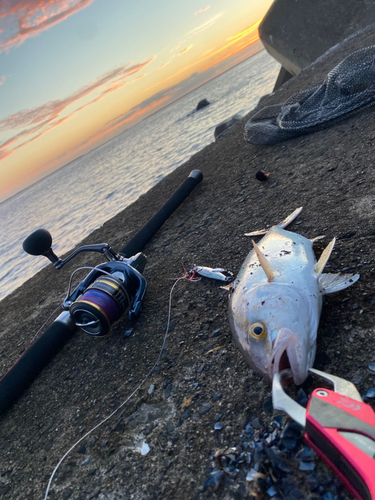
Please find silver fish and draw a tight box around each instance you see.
[228,208,359,385]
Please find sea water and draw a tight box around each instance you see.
[0,50,279,301]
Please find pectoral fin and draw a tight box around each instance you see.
[318,273,360,294]
[314,238,336,275]
[252,240,281,282]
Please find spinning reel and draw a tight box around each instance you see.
[23,229,147,337]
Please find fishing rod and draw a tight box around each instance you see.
[0,169,203,416]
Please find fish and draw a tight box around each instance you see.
[228,207,359,385]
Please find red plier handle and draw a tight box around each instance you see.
[273,368,375,500]
[306,388,375,500]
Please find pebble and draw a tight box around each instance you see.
[164,384,172,398]
[267,485,277,496]
[214,423,223,430]
[197,363,205,373]
[246,469,262,482]
[363,387,375,399]
[81,456,91,465]
[212,391,223,402]
[166,421,174,433]
[201,470,223,489]
[368,362,375,373]
[124,328,133,337]
[251,417,262,430]
[77,444,87,454]
[141,442,150,456]
[299,461,315,471]
[148,384,155,395]
[182,409,192,419]
[200,402,211,415]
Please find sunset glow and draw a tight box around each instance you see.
[0,0,273,202]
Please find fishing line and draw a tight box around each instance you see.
[44,275,190,500]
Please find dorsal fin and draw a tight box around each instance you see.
[278,206,303,228]
[245,207,303,237]
[252,240,281,282]
[314,237,336,275]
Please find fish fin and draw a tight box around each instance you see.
[244,229,268,237]
[314,237,336,275]
[319,273,360,294]
[244,207,303,237]
[310,235,325,243]
[252,240,281,282]
[277,207,303,228]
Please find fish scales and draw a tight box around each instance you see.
[228,210,359,385]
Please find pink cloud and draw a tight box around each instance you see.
[0,57,155,159]
[0,0,94,53]
[194,6,210,15]
[0,75,5,85]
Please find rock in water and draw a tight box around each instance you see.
[196,99,210,110]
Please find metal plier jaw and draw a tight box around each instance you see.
[191,265,234,282]
[273,368,375,500]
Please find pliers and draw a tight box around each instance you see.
[273,368,375,500]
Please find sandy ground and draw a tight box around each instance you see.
[2,26,375,500]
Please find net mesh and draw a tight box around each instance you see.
[244,46,375,145]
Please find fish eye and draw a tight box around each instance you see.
[249,322,267,340]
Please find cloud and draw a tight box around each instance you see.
[178,45,193,56]
[158,60,172,70]
[0,0,94,53]
[194,6,210,15]
[187,12,225,36]
[227,20,262,42]
[0,57,155,158]
[0,75,5,85]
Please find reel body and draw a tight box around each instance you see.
[23,229,148,337]
[64,254,147,337]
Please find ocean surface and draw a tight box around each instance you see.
[0,50,279,301]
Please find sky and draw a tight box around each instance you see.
[0,0,273,203]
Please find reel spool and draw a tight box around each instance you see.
[70,275,129,337]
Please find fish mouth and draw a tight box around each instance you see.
[270,328,308,385]
[272,349,291,377]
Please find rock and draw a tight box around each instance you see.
[214,114,242,140]
[196,99,210,110]
[200,402,211,415]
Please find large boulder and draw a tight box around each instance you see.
[259,0,375,89]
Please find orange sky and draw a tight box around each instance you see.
[0,1,273,202]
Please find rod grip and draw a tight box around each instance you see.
[0,314,75,415]
[119,170,203,258]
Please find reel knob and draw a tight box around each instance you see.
[22,229,61,265]
[23,229,52,256]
